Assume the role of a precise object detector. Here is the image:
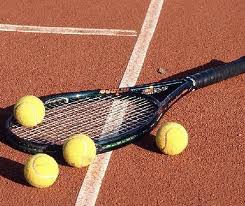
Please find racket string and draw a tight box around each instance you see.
[17,96,152,139]
[12,107,154,143]
[45,95,146,123]
[15,96,153,137]
[17,103,155,143]
[55,99,154,133]
[45,95,115,121]
[83,105,156,138]
[39,95,128,129]
[11,94,157,145]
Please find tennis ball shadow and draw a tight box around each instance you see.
[134,134,161,154]
[0,157,29,186]
[49,153,68,166]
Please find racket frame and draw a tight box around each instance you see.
[4,79,191,154]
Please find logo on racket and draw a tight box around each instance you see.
[142,85,168,94]
[45,97,69,108]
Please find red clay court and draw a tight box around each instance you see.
[0,0,245,205]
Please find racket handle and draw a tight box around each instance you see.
[188,56,245,89]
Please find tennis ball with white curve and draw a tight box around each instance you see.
[14,95,45,128]
[62,134,97,168]
[155,122,188,155]
[24,153,59,188]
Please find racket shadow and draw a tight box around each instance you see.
[134,134,161,154]
[0,107,29,186]
[0,106,13,145]
[0,157,28,186]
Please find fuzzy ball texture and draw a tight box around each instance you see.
[14,95,45,127]
[156,122,188,155]
[24,153,59,188]
[63,134,96,168]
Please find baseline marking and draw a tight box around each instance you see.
[0,24,137,37]
[75,0,165,205]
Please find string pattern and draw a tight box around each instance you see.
[10,94,157,145]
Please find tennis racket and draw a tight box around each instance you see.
[3,56,245,155]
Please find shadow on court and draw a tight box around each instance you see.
[0,107,29,185]
[0,106,13,145]
[134,134,160,153]
[0,157,28,186]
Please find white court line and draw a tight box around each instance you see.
[0,24,137,36]
[75,0,165,205]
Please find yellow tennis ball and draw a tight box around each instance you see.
[63,134,96,168]
[155,122,188,155]
[24,153,59,188]
[14,95,45,127]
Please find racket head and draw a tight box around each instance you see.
[3,79,190,155]
[4,91,162,154]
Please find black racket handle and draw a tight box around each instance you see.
[188,56,245,89]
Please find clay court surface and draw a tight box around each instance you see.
[0,0,245,205]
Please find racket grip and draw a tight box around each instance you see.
[188,56,245,89]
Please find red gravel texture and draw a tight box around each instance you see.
[0,0,244,205]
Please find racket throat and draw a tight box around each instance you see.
[158,82,191,109]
